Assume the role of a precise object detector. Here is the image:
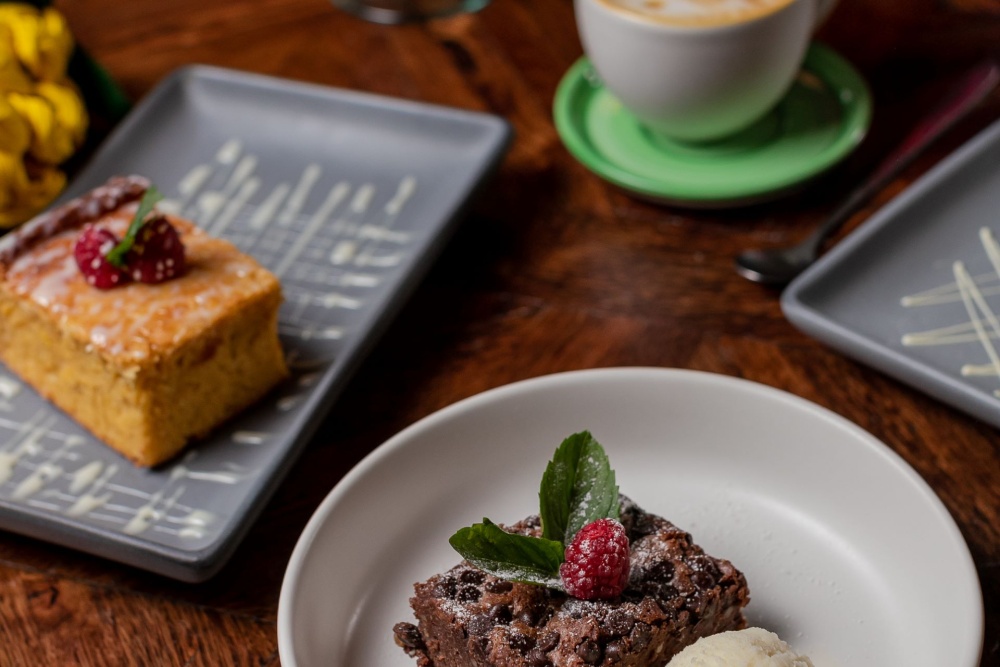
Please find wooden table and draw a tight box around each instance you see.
[1,0,997,664]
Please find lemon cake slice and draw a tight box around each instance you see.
[0,175,288,466]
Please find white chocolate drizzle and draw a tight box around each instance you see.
[276,163,322,227]
[277,395,303,412]
[0,413,55,486]
[0,375,21,399]
[208,176,260,238]
[124,488,177,535]
[232,431,268,445]
[11,437,76,500]
[901,227,1000,396]
[0,378,18,416]
[65,462,117,518]
[173,509,215,539]
[273,181,350,278]
[216,139,242,164]
[249,183,291,230]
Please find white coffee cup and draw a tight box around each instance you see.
[575,0,838,143]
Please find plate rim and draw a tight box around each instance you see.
[277,366,984,666]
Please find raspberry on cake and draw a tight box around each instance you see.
[393,433,750,667]
[0,175,288,467]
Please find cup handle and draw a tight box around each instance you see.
[813,0,837,28]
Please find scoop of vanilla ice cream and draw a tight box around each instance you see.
[668,628,815,667]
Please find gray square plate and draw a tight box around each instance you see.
[783,117,1000,428]
[0,65,511,581]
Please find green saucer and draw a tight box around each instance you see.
[553,43,872,207]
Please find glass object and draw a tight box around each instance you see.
[332,0,490,23]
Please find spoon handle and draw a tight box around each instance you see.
[804,58,1000,254]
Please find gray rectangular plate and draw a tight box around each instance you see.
[0,65,511,581]
[783,117,1000,428]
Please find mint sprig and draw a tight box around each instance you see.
[540,431,619,544]
[449,519,564,588]
[105,185,163,268]
[448,431,619,589]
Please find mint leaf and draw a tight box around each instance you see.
[449,519,565,588]
[106,185,163,267]
[539,431,619,544]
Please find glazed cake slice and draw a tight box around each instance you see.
[0,175,288,466]
[394,497,749,667]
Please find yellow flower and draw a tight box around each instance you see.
[36,80,87,147]
[0,149,26,209]
[0,150,64,226]
[8,80,87,164]
[0,4,73,82]
[0,5,87,228]
[0,24,33,94]
[0,94,29,155]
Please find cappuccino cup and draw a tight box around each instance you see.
[575,0,838,142]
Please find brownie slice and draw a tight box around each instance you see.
[394,497,749,667]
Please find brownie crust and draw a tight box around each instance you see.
[395,497,749,667]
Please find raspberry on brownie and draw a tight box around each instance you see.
[394,496,750,667]
[560,518,631,601]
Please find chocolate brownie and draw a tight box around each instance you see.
[394,497,749,666]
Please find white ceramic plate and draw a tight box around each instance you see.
[277,368,983,667]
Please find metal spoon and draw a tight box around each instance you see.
[734,59,1000,287]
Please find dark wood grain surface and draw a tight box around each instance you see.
[0,0,996,664]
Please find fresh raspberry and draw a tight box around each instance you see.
[73,224,129,289]
[559,518,630,600]
[126,214,186,284]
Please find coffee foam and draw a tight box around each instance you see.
[596,0,797,27]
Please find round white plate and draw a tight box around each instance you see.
[277,368,983,667]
